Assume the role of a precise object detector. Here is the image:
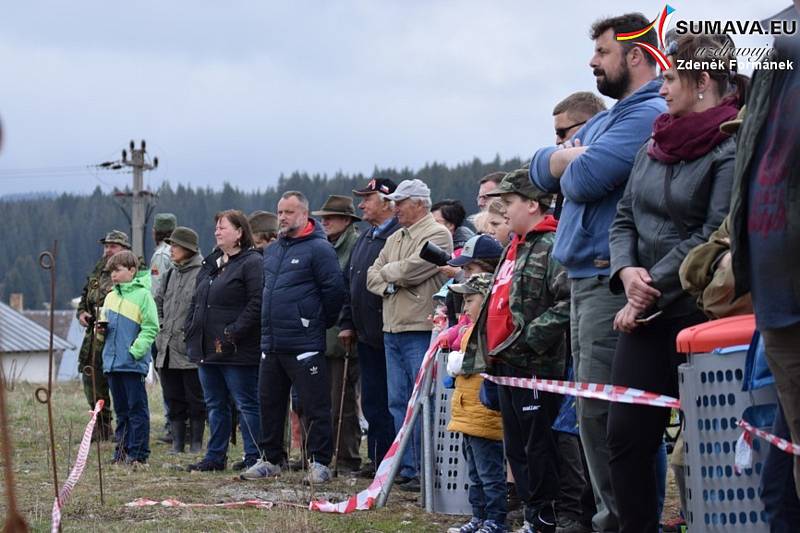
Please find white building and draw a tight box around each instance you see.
[0,301,73,384]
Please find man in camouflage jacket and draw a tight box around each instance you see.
[461,169,570,531]
[76,230,132,440]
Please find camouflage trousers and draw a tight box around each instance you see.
[78,334,113,438]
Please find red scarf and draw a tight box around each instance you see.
[647,97,739,163]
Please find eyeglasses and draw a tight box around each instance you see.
[555,121,586,140]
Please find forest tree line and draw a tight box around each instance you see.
[1,155,524,310]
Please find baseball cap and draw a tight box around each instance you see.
[353,178,398,196]
[486,168,552,203]
[447,234,504,267]
[449,273,493,296]
[384,179,431,201]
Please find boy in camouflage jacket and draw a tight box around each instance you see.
[461,169,570,533]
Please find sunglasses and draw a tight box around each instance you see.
[555,120,586,140]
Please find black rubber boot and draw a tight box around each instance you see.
[169,420,186,455]
[189,418,205,454]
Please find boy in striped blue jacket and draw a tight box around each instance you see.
[98,250,159,465]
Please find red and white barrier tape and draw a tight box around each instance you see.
[481,374,682,409]
[310,340,686,514]
[738,418,800,457]
[309,341,440,513]
[126,498,280,510]
[51,399,104,533]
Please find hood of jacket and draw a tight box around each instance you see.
[115,269,151,295]
[534,215,558,233]
[612,78,663,115]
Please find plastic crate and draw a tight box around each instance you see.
[431,352,472,515]
[678,345,776,532]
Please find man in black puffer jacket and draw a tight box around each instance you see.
[243,190,346,484]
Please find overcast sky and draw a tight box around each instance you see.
[0,1,789,195]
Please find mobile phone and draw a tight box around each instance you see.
[635,310,663,324]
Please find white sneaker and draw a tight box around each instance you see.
[239,458,281,480]
[304,461,332,484]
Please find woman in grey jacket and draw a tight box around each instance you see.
[155,227,206,455]
[606,34,747,532]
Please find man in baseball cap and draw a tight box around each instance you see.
[384,178,431,202]
[338,177,401,476]
[352,178,397,196]
[367,176,452,491]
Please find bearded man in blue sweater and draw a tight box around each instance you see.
[529,13,666,533]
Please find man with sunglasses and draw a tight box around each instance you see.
[553,92,606,146]
[548,91,606,533]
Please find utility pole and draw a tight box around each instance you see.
[121,140,158,257]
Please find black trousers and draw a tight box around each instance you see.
[607,312,704,533]
[160,364,206,422]
[497,363,561,522]
[259,351,333,466]
[555,431,596,526]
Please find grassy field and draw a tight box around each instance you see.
[0,381,457,532]
[2,381,681,532]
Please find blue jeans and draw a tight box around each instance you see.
[107,371,150,462]
[198,364,261,464]
[656,441,667,520]
[383,331,431,479]
[761,404,800,532]
[464,434,507,524]
[358,341,394,465]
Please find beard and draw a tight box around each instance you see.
[279,221,302,237]
[594,60,630,100]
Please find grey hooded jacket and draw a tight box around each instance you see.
[155,252,203,369]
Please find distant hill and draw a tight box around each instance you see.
[0,155,525,309]
[0,191,59,201]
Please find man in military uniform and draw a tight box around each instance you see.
[76,230,132,440]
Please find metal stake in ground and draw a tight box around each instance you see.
[84,307,105,504]
[36,243,61,530]
[331,350,351,477]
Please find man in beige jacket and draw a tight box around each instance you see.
[367,178,453,491]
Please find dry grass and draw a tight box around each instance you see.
[1,381,456,532]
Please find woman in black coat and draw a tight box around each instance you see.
[185,210,263,472]
[606,34,747,532]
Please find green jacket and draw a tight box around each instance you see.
[76,255,148,366]
[729,61,800,303]
[100,269,159,374]
[461,227,570,377]
[325,223,360,358]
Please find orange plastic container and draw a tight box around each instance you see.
[675,314,756,353]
